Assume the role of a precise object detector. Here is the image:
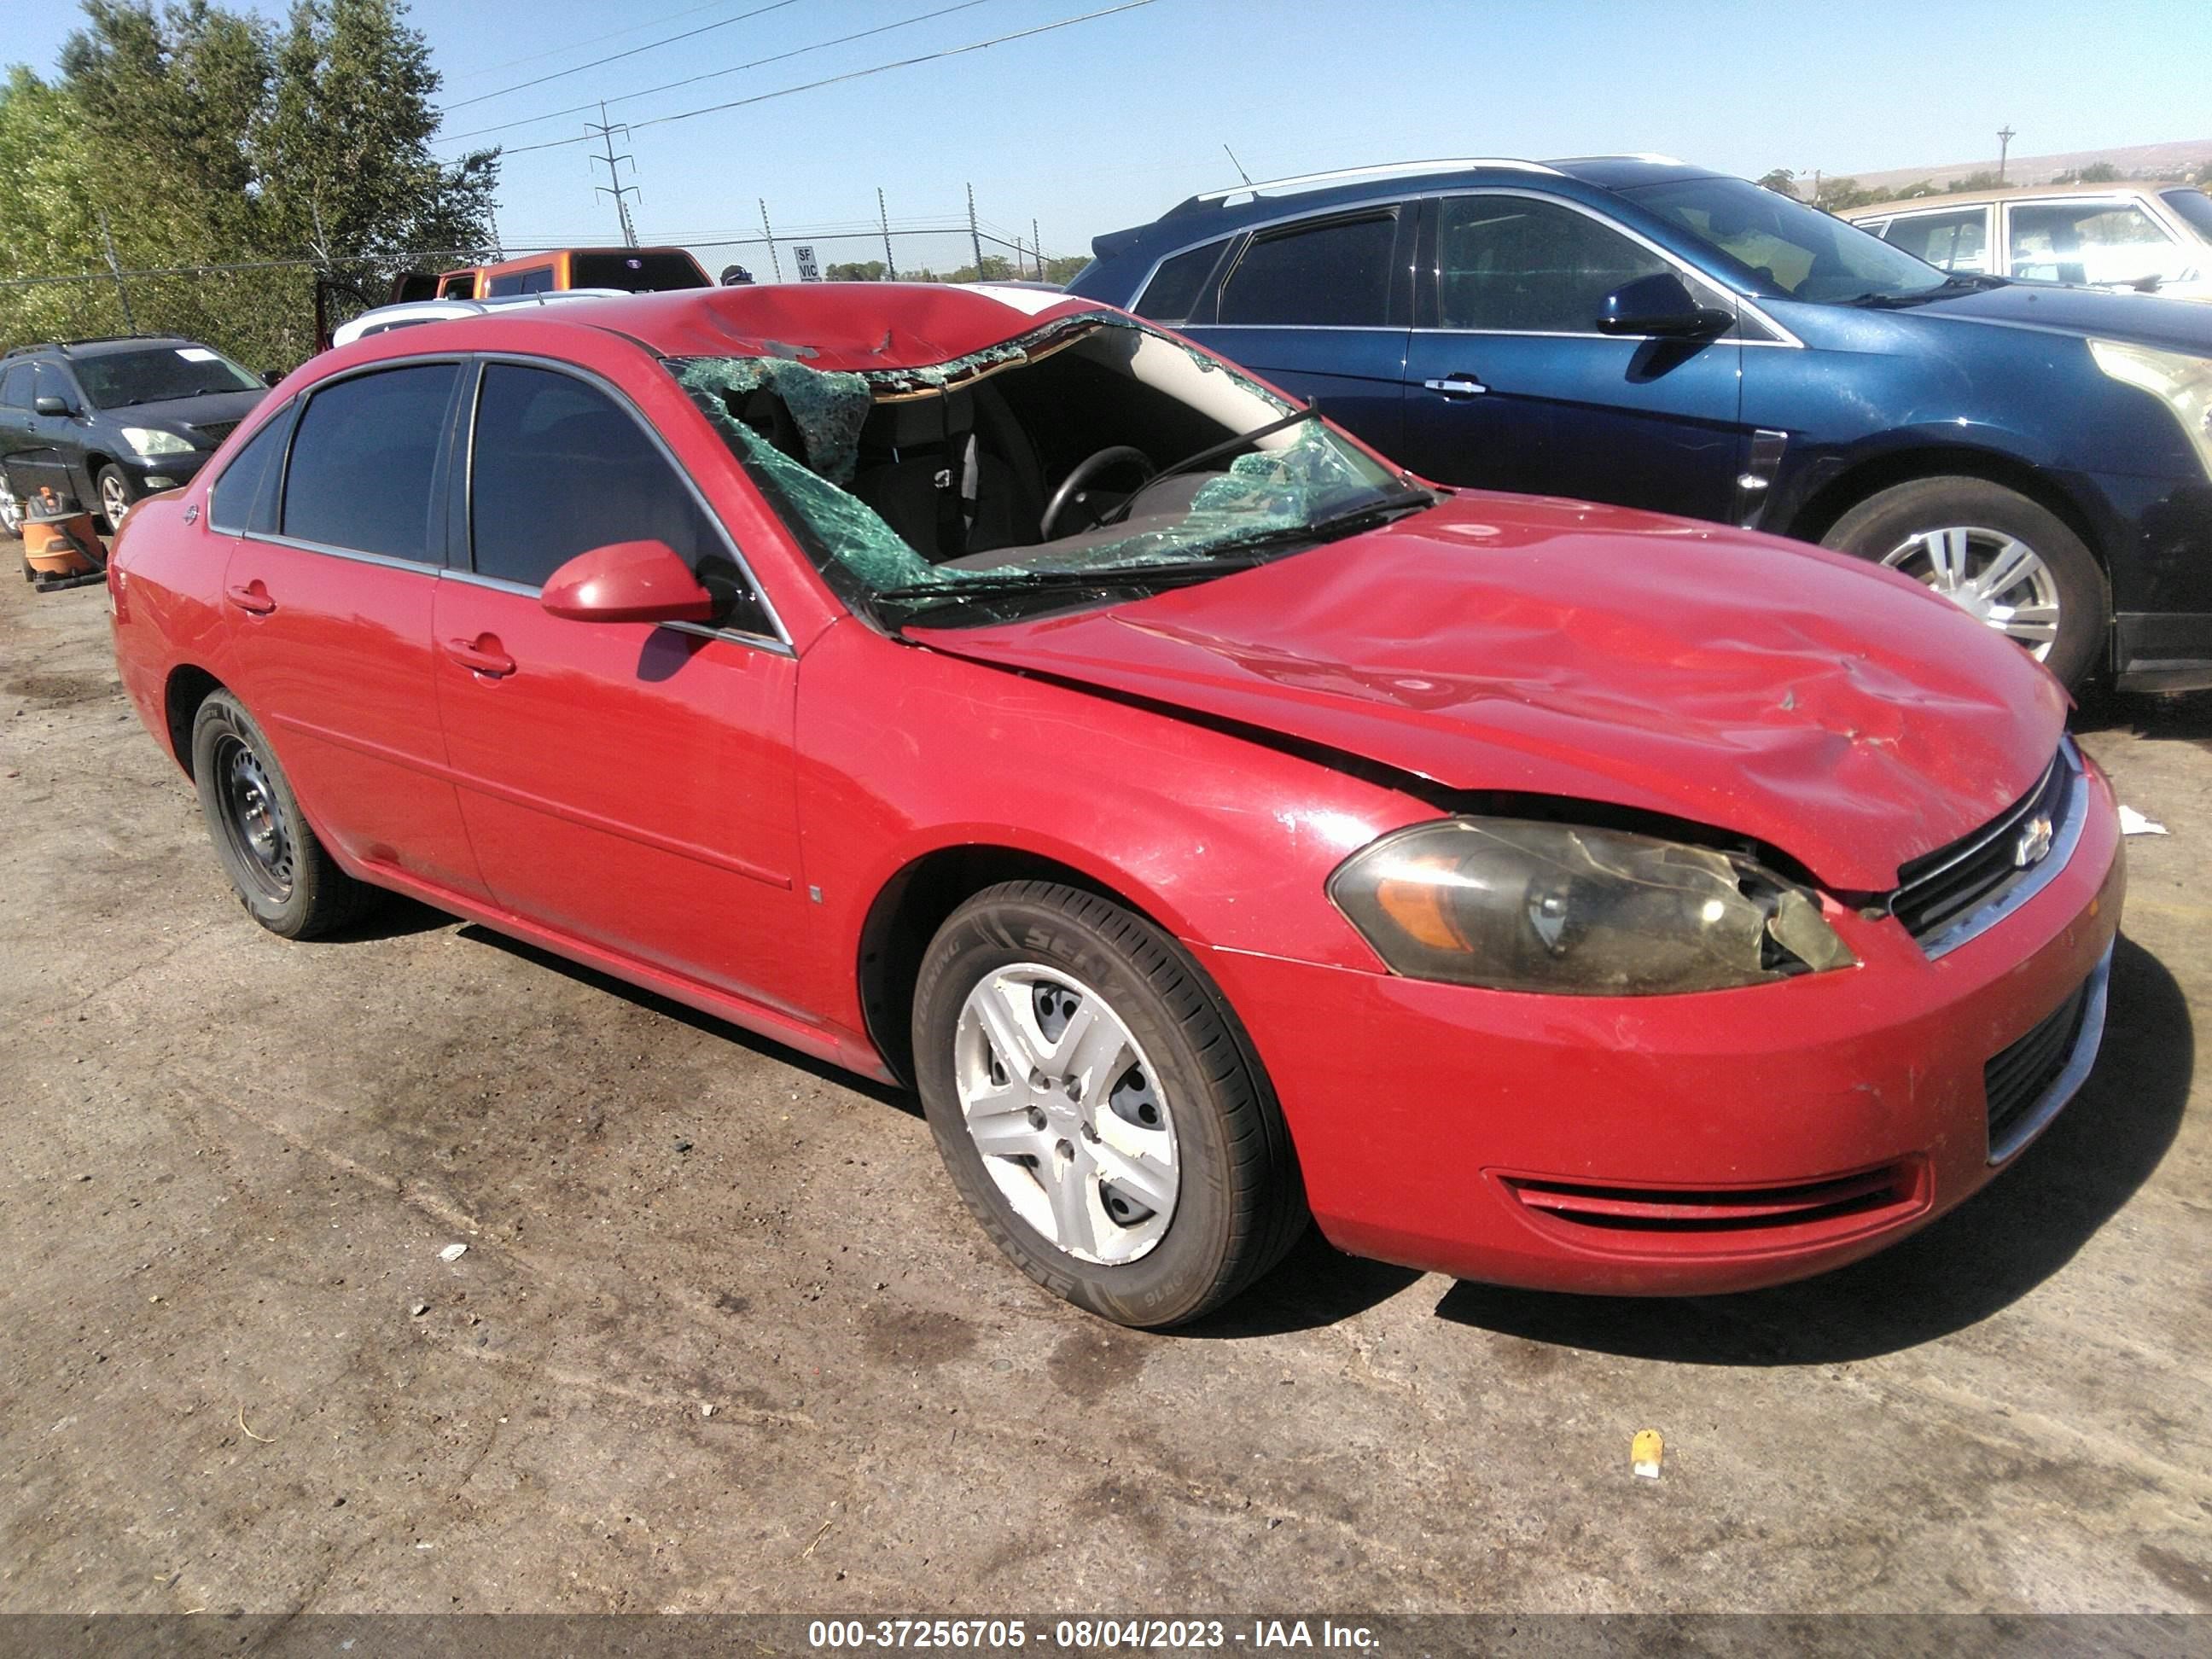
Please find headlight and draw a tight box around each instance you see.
[1328,818,1856,996]
[2089,339,2212,481]
[120,426,195,457]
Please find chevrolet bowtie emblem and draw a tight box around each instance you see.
[2015,814,2055,868]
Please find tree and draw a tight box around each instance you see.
[824,259,887,281]
[2058,161,2122,184]
[1813,176,1882,212]
[1947,170,2006,194]
[1042,254,1088,286]
[1892,179,1941,200]
[1755,168,1799,199]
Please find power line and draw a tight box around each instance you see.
[438,0,994,146]
[439,0,801,115]
[442,0,742,86]
[499,0,1162,157]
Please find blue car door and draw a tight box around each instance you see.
[1397,193,1747,521]
[1176,205,1413,457]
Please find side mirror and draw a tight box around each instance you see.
[262,369,284,387]
[540,539,719,626]
[32,394,70,416]
[1594,272,1734,339]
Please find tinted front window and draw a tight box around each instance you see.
[1437,196,1674,331]
[0,364,30,407]
[207,411,288,534]
[1217,213,1396,326]
[73,346,260,409]
[469,364,760,626]
[569,251,710,291]
[1134,240,1229,323]
[282,364,457,559]
[1626,175,1947,302]
[2009,200,2189,288]
[1881,208,1989,273]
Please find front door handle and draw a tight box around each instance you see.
[224,579,276,615]
[1422,374,1489,399]
[446,635,515,678]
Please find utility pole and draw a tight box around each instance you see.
[1033,217,1044,281]
[966,182,984,279]
[96,209,137,332]
[878,186,898,281]
[1997,125,2017,182]
[587,104,640,246]
[759,199,783,282]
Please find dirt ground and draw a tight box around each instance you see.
[2,568,2209,1617]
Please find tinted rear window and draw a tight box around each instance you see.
[282,364,457,560]
[1133,240,1229,323]
[484,266,554,297]
[569,251,711,292]
[1217,213,1396,327]
[2161,188,2212,238]
[207,411,288,534]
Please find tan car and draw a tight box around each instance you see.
[1843,182,2212,300]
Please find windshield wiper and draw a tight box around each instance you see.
[879,558,1270,609]
[1092,402,1324,529]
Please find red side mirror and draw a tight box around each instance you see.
[539,540,718,625]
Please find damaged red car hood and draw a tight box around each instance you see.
[912,495,2069,892]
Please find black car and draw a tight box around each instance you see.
[0,336,267,536]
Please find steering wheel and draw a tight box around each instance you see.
[1042,445,1155,539]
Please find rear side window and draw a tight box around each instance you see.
[282,364,457,559]
[468,364,768,632]
[1133,240,1230,323]
[484,266,555,297]
[1217,213,1397,327]
[1880,209,1989,272]
[1435,196,1674,332]
[207,411,289,534]
[569,251,711,291]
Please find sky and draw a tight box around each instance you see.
[6,0,2211,275]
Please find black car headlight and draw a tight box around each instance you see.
[1328,818,1856,996]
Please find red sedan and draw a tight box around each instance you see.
[107,283,2122,1327]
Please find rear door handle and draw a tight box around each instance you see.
[224,579,276,615]
[1422,374,1489,399]
[446,635,516,678]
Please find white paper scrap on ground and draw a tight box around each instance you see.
[2119,806,2169,837]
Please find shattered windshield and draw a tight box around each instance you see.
[667,310,1417,627]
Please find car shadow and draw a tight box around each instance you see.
[451,922,917,1115]
[2070,685,2212,742]
[309,895,456,943]
[1178,1225,1426,1340]
[1429,933,2189,1365]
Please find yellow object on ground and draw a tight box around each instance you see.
[1632,1429,1664,1480]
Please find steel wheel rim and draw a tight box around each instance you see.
[100,474,130,528]
[212,733,294,901]
[952,963,1179,1266]
[1880,524,2059,660]
[0,479,20,537]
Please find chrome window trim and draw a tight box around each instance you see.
[462,350,794,650]
[1917,737,2088,961]
[235,530,440,573]
[1987,942,2111,1165]
[1121,186,1802,349]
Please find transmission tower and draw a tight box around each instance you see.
[586,102,641,247]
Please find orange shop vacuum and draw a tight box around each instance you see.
[20,486,107,593]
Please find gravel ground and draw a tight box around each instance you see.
[2,569,2208,1615]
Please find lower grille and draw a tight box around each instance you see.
[1502,1165,1918,1244]
[1986,977,2093,1158]
[194,419,240,445]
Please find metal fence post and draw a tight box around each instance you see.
[878,187,899,281]
[967,183,984,278]
[760,199,783,282]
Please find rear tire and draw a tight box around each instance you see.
[1819,476,2104,689]
[189,690,380,939]
[912,881,1306,1328]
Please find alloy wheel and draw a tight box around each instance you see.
[0,478,21,538]
[952,964,1179,1266]
[99,473,131,531]
[1880,524,2059,660]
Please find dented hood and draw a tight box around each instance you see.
[912,495,2068,891]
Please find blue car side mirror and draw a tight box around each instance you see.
[1596,273,1734,339]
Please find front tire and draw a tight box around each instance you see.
[1819,476,2104,688]
[190,690,379,939]
[912,881,1306,1328]
[95,464,137,534]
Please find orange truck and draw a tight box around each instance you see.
[393,247,713,302]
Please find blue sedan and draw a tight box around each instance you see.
[1067,156,2212,690]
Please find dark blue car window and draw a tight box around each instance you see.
[1218,213,1395,327]
[282,364,457,561]
[207,411,288,535]
[1436,197,1673,332]
[1134,240,1231,324]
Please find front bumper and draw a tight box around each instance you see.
[114,449,212,495]
[1202,756,2126,1295]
